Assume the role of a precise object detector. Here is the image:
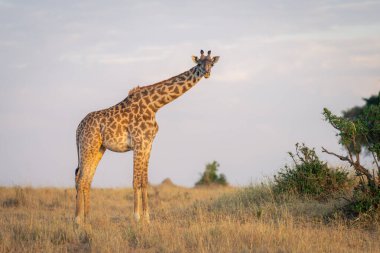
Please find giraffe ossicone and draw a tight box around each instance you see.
[74,50,220,225]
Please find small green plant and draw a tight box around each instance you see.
[274,143,351,198]
[195,161,228,186]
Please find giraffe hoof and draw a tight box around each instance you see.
[74,216,84,229]
[134,213,140,222]
[143,213,150,224]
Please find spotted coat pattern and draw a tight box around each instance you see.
[74,51,220,224]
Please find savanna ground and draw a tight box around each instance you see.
[0,181,379,253]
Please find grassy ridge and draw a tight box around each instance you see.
[0,185,379,253]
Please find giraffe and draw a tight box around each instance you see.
[74,50,220,224]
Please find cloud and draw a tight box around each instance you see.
[0,0,13,8]
[57,42,194,66]
[59,52,167,66]
[0,40,19,47]
[9,63,28,69]
[214,68,251,83]
[350,54,380,69]
[319,1,380,11]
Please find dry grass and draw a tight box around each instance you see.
[0,184,379,253]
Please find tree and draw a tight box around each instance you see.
[343,93,379,120]
[195,161,228,186]
[342,92,380,157]
[322,102,380,214]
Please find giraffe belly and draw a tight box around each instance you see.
[102,132,133,153]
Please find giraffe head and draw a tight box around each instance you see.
[192,50,220,78]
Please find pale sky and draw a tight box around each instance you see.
[0,0,379,187]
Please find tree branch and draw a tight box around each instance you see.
[364,135,380,171]
[322,147,351,162]
[321,147,374,181]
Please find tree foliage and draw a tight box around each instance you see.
[342,92,380,157]
[322,96,380,215]
[195,161,228,186]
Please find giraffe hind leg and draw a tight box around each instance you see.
[75,145,105,225]
[74,167,81,224]
[141,161,150,223]
[83,146,105,220]
[75,175,85,225]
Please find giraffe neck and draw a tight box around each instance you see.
[133,65,205,112]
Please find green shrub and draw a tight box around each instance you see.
[351,185,380,214]
[274,143,351,198]
[195,161,228,186]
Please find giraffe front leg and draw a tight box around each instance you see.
[132,142,152,223]
[133,149,144,222]
[133,176,142,222]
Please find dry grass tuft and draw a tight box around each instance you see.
[0,185,379,252]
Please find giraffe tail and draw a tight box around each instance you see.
[75,125,81,186]
[75,167,79,184]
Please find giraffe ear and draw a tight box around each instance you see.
[192,56,199,64]
[212,56,220,64]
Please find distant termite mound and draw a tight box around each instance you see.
[160,178,175,187]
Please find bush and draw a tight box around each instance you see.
[274,143,351,199]
[195,161,228,186]
[351,185,380,214]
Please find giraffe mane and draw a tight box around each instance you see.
[128,86,141,96]
[127,66,198,97]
